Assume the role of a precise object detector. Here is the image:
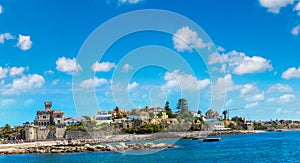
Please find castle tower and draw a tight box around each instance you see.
[44,102,52,111]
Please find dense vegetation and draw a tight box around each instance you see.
[122,123,166,134]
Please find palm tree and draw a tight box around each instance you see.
[222,110,228,120]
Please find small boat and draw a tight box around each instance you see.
[192,136,205,140]
[202,138,221,142]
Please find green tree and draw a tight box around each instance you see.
[164,101,170,111]
[1,124,13,138]
[197,110,202,115]
[176,98,188,113]
[164,101,176,118]
[222,110,228,120]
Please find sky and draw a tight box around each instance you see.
[1,0,300,126]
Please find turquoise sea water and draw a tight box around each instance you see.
[1,131,300,162]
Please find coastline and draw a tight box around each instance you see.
[2,129,299,155]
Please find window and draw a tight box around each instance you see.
[43,115,46,119]
[57,120,61,124]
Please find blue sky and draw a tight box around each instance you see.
[1,0,300,126]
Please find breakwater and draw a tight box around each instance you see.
[0,142,176,155]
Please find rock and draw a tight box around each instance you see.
[84,144,91,148]
[119,142,126,146]
[154,143,167,149]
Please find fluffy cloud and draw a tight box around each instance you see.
[0,67,8,79]
[162,70,210,91]
[0,5,3,14]
[267,94,297,104]
[0,66,27,79]
[9,66,27,76]
[16,34,32,51]
[281,66,300,79]
[173,26,207,52]
[240,84,265,102]
[267,83,293,93]
[128,81,139,91]
[259,0,294,13]
[91,61,116,72]
[245,102,259,109]
[215,74,241,93]
[1,74,45,95]
[56,57,82,75]
[122,64,133,72]
[291,25,300,36]
[293,2,300,16]
[79,77,108,89]
[0,33,14,44]
[209,50,273,75]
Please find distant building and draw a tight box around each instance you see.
[205,109,221,119]
[24,102,66,140]
[93,110,113,125]
[204,119,226,131]
[65,117,86,125]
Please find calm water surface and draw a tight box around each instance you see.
[1,131,300,162]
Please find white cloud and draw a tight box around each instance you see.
[122,64,133,72]
[1,74,45,95]
[16,34,32,51]
[128,81,139,91]
[51,79,59,85]
[293,2,300,16]
[275,107,289,114]
[56,57,82,75]
[259,0,294,13]
[282,66,300,79]
[173,26,207,52]
[79,77,108,89]
[91,61,116,72]
[225,99,233,107]
[291,25,300,36]
[267,83,293,93]
[279,94,296,103]
[267,94,297,104]
[0,98,15,108]
[24,98,35,107]
[240,84,265,102]
[162,70,210,91]
[9,66,27,76]
[209,50,273,75]
[208,52,222,65]
[215,74,242,93]
[217,46,225,52]
[0,33,14,44]
[245,102,259,109]
[0,5,3,14]
[44,70,54,75]
[0,67,8,79]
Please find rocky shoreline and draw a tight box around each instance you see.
[0,142,176,155]
[0,130,266,155]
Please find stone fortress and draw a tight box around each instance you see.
[24,102,66,140]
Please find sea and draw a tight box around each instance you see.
[1,130,300,162]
